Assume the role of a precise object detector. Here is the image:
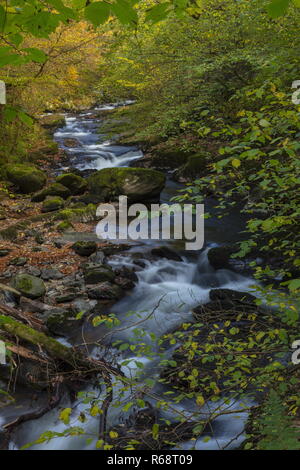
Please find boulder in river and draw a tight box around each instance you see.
[151,246,183,262]
[207,245,236,270]
[11,274,46,299]
[87,167,166,203]
[173,152,210,182]
[5,164,47,193]
[193,288,258,322]
[56,173,88,195]
[87,282,123,300]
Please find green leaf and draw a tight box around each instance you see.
[145,3,171,23]
[84,2,110,26]
[24,48,47,63]
[259,118,271,127]
[287,279,300,291]
[111,0,138,25]
[267,0,290,18]
[152,423,159,440]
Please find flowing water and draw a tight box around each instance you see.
[10,105,257,450]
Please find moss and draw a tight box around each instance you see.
[57,220,74,232]
[39,114,66,130]
[41,196,65,213]
[56,204,97,222]
[11,274,46,299]
[87,167,166,203]
[32,182,71,202]
[5,164,47,193]
[56,173,87,195]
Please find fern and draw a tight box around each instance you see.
[257,389,300,450]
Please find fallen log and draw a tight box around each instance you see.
[0,313,122,379]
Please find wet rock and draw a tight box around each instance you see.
[39,113,65,130]
[193,288,258,322]
[46,308,79,335]
[63,138,81,148]
[209,288,256,304]
[87,282,123,300]
[41,196,65,213]
[9,257,27,266]
[11,274,46,299]
[71,298,97,316]
[72,241,97,257]
[26,266,41,277]
[5,164,47,193]
[88,250,106,264]
[173,152,210,182]
[207,245,236,270]
[87,167,166,203]
[55,292,77,303]
[56,173,88,195]
[40,268,64,281]
[0,249,10,257]
[151,246,182,262]
[31,183,71,202]
[114,277,135,290]
[84,264,115,284]
[134,149,190,171]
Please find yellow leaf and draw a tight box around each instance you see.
[231,158,241,168]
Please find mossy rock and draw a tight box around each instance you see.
[56,173,88,195]
[39,114,66,130]
[5,164,47,193]
[87,167,166,203]
[42,196,65,213]
[84,264,115,284]
[146,149,192,170]
[207,245,236,270]
[32,183,71,202]
[11,274,46,299]
[72,241,97,256]
[57,220,74,232]
[173,152,210,182]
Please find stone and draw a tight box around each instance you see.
[151,246,182,262]
[207,246,236,270]
[40,268,63,280]
[173,152,210,182]
[31,183,71,202]
[11,274,46,299]
[41,196,65,213]
[71,241,97,257]
[84,264,115,284]
[56,173,88,195]
[87,282,123,300]
[5,164,47,194]
[0,249,10,257]
[87,167,166,203]
[9,257,27,266]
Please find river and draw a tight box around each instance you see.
[10,104,257,450]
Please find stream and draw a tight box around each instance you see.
[10,104,257,450]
